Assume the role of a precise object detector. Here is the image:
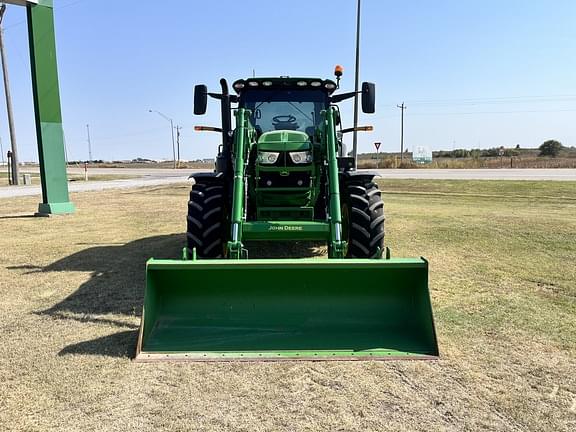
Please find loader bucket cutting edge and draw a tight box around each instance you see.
[135,258,439,362]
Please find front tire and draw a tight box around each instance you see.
[186,182,227,258]
[342,180,385,258]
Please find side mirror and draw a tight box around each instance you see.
[361,82,375,114]
[194,85,208,115]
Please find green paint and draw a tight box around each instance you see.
[136,258,439,360]
[37,201,75,215]
[27,3,73,215]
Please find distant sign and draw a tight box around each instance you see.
[413,146,433,164]
[374,142,381,151]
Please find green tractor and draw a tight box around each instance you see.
[136,71,438,361]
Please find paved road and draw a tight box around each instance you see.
[20,166,576,181]
[0,173,197,199]
[2,168,574,199]
[21,166,193,178]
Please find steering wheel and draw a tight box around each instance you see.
[272,115,297,125]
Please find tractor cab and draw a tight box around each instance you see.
[232,77,336,137]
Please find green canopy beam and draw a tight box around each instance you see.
[6,0,74,214]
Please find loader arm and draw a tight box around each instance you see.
[323,108,346,258]
[227,108,254,259]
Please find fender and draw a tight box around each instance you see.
[188,172,224,182]
[340,170,381,184]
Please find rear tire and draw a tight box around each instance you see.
[342,180,385,258]
[186,182,227,259]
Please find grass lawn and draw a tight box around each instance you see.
[0,180,575,431]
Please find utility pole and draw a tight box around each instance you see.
[397,102,407,163]
[149,110,176,169]
[86,124,93,162]
[175,125,182,168]
[352,0,362,169]
[0,5,19,185]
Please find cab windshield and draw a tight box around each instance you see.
[242,89,328,135]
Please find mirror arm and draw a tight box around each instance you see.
[341,126,373,134]
[194,126,223,133]
[207,93,238,103]
[330,91,359,103]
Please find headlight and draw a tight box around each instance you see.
[289,151,312,164]
[258,152,280,164]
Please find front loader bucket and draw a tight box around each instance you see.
[136,258,438,361]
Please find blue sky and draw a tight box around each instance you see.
[1,0,575,162]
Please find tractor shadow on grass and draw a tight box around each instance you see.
[36,234,182,359]
[59,330,138,359]
[40,234,184,319]
[40,234,323,358]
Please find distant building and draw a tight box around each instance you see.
[413,146,433,164]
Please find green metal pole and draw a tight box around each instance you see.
[27,1,74,215]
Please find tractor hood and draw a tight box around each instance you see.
[258,130,310,152]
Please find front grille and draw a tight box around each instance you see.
[258,172,311,188]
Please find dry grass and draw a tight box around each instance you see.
[358,156,576,169]
[0,180,575,431]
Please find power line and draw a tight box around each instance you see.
[375,95,576,110]
[3,0,91,30]
[373,107,576,119]
[404,94,576,105]
[68,126,167,142]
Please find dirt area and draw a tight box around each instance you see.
[0,180,575,431]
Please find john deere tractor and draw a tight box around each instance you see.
[136,71,438,361]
